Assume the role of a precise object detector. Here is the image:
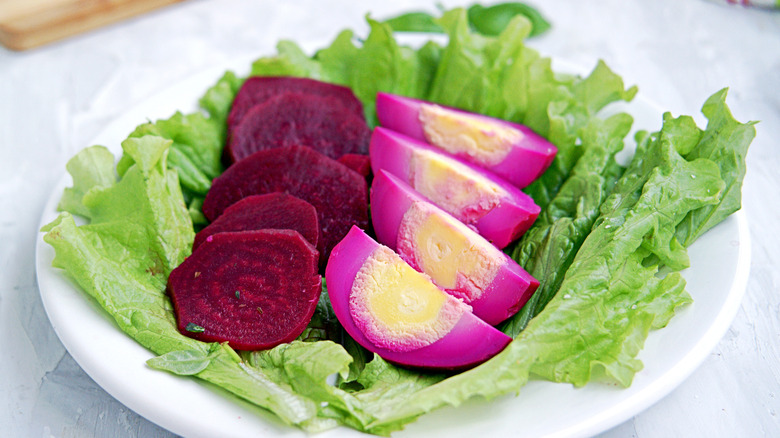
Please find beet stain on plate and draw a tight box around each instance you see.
[167,229,322,351]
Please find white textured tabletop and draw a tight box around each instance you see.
[1,0,778,437]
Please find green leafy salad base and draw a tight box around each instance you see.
[41,7,754,436]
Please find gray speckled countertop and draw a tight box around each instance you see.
[2,1,778,436]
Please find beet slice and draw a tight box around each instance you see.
[227,76,365,137]
[226,92,371,164]
[193,193,319,251]
[337,153,372,179]
[168,229,322,350]
[202,145,369,262]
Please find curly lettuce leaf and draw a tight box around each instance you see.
[242,341,374,432]
[57,145,116,218]
[502,112,633,336]
[524,60,638,210]
[343,18,430,124]
[676,88,756,246]
[199,70,244,124]
[118,72,242,226]
[346,356,447,436]
[312,19,442,126]
[523,151,722,386]
[426,9,535,118]
[43,136,196,350]
[125,112,225,197]
[250,40,325,79]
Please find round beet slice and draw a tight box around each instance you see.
[202,145,369,263]
[168,229,321,350]
[227,76,365,137]
[226,92,371,164]
[193,193,319,251]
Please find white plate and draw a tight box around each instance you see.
[35,56,751,438]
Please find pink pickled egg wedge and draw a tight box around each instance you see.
[370,127,540,248]
[325,226,511,370]
[371,170,539,325]
[375,92,557,189]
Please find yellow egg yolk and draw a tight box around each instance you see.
[409,148,505,223]
[397,201,501,302]
[419,103,521,166]
[349,246,467,352]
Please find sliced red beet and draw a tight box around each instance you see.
[202,145,369,263]
[167,229,322,350]
[337,153,372,179]
[226,92,371,164]
[227,76,365,136]
[193,193,319,251]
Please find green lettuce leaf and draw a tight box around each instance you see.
[467,2,551,37]
[502,112,633,336]
[523,152,722,385]
[119,71,242,226]
[126,112,225,196]
[310,30,360,86]
[426,9,535,118]
[148,346,218,376]
[241,340,361,431]
[199,70,244,124]
[382,11,444,33]
[42,136,197,352]
[381,2,551,38]
[523,60,638,210]
[313,18,441,126]
[676,88,756,246]
[347,356,447,435]
[57,145,116,218]
[250,40,325,79]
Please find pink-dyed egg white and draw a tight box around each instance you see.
[325,226,511,370]
[369,126,540,248]
[370,170,540,325]
[375,92,557,189]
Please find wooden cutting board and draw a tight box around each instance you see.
[0,0,184,51]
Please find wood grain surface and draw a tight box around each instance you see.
[0,0,183,50]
